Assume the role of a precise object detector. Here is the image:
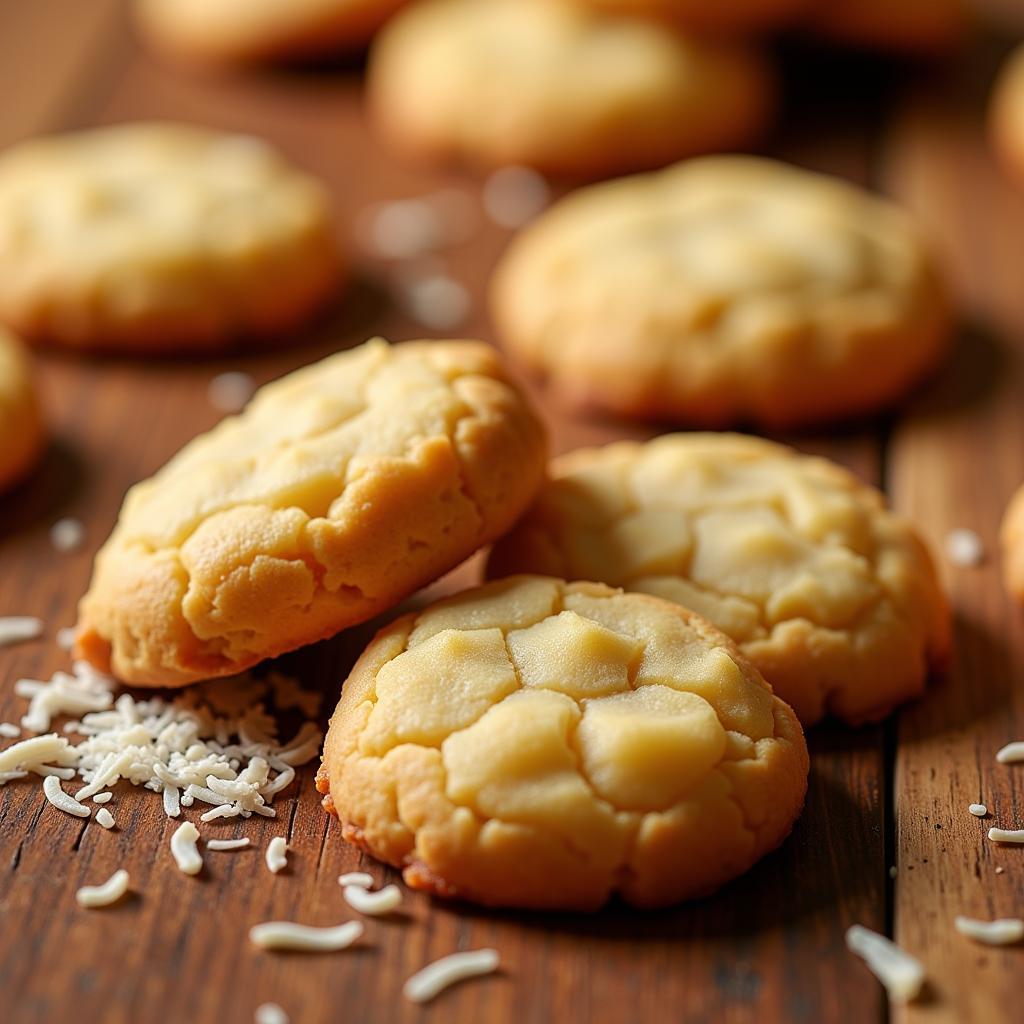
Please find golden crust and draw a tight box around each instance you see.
[0,123,340,353]
[491,156,951,428]
[488,434,951,726]
[0,330,45,492]
[319,576,808,910]
[368,0,775,179]
[75,338,548,687]
[1001,484,1024,604]
[135,0,410,64]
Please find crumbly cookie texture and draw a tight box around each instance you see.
[368,0,774,179]
[0,329,44,492]
[317,576,808,910]
[0,123,340,352]
[804,0,968,53]
[576,0,810,35]
[136,0,410,64]
[75,339,547,687]
[1001,485,1024,603]
[991,44,1024,190]
[489,435,951,726]
[491,156,950,428]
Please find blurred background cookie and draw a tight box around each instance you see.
[491,155,951,427]
[803,0,969,54]
[317,575,808,909]
[0,123,340,353]
[0,329,44,493]
[489,434,951,725]
[76,338,547,687]
[368,0,775,179]
[990,42,1024,189]
[135,0,410,65]
[573,0,811,35]
[1001,483,1024,603]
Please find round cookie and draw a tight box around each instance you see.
[368,0,775,179]
[1001,484,1024,603]
[491,156,951,428]
[0,123,340,353]
[0,330,45,492]
[804,0,968,54]
[991,44,1024,190]
[317,575,808,910]
[575,0,809,35]
[488,435,951,726]
[136,0,410,64]
[75,338,547,687]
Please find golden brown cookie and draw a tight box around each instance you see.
[0,123,339,353]
[804,0,968,54]
[575,0,810,35]
[1001,484,1024,603]
[488,435,951,725]
[0,329,44,492]
[317,575,808,910]
[75,339,547,687]
[368,0,775,179]
[135,0,410,64]
[991,43,1024,190]
[491,156,951,428]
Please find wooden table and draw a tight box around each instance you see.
[1,3,1022,1022]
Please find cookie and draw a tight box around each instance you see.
[0,330,44,492]
[1001,485,1024,603]
[491,156,951,428]
[0,123,339,353]
[574,0,809,35]
[991,43,1024,190]
[804,0,967,54]
[136,0,409,64]
[488,435,951,725]
[317,575,808,910]
[75,338,547,687]
[368,0,775,179]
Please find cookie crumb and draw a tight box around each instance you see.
[50,518,85,553]
[945,528,984,566]
[208,372,257,414]
[483,166,550,228]
[996,866,1005,874]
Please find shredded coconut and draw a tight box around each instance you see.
[92,791,112,804]
[0,723,19,738]
[988,827,1024,843]
[954,916,1024,945]
[171,821,203,876]
[255,1004,289,1024]
[96,807,115,829]
[343,884,402,916]
[845,926,925,1003]
[0,616,44,648]
[944,528,984,566]
[249,920,364,952]
[56,626,78,651]
[403,949,501,1004]
[42,774,91,818]
[266,836,289,874]
[76,868,130,909]
[208,837,251,851]
[996,866,1005,874]
[338,872,374,888]
[50,517,85,553]
[996,741,1024,764]
[969,803,988,817]
[483,166,550,228]
[208,371,257,414]
[0,733,78,782]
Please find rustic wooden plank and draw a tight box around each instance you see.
[0,5,895,1022]
[882,39,1024,1023]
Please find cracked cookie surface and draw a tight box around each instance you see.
[489,434,951,725]
[317,575,808,910]
[0,123,339,352]
[75,338,547,687]
[0,329,44,492]
[368,0,774,179]
[491,156,950,427]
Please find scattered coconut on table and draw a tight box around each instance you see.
[249,920,364,953]
[954,916,1024,945]
[0,616,43,648]
[403,949,501,1004]
[845,926,925,1003]
[76,869,130,909]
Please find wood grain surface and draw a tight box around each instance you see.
[0,3,1020,1023]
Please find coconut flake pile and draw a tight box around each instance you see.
[0,661,323,822]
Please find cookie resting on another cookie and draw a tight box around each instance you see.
[135,0,410,64]
[0,329,45,492]
[488,434,951,725]
[1001,485,1024,604]
[0,123,339,353]
[317,576,809,910]
[368,0,775,179]
[491,156,951,427]
[75,339,547,687]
